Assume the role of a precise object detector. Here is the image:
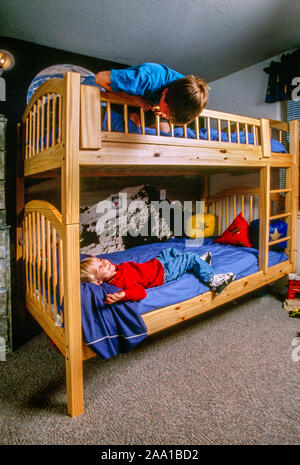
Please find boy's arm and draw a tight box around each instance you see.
[105,285,147,304]
[95,70,113,91]
[95,70,154,112]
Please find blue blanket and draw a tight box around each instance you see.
[81,282,148,360]
[80,237,288,359]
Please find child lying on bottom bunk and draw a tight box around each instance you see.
[80,248,235,304]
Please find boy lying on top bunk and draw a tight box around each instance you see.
[95,63,209,132]
[80,248,235,303]
[95,63,288,149]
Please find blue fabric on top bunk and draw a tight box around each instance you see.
[80,238,288,359]
[102,110,287,153]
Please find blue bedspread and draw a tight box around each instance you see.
[80,238,288,359]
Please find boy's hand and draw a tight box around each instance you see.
[152,104,161,114]
[152,105,169,120]
[105,291,126,304]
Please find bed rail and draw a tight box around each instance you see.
[21,73,294,177]
[205,186,291,232]
[23,200,85,417]
[101,93,257,140]
[205,183,295,271]
[100,91,265,146]
[23,201,65,351]
[99,92,290,152]
[22,79,64,173]
[206,188,260,235]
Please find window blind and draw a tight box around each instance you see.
[281,100,300,198]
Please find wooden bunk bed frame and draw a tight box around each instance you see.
[16,72,299,417]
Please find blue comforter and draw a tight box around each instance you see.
[80,238,288,359]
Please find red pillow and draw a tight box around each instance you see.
[214,212,251,247]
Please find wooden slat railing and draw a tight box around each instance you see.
[23,201,65,351]
[23,199,87,417]
[100,91,267,147]
[22,75,292,162]
[22,79,64,161]
[206,189,261,236]
[205,185,292,267]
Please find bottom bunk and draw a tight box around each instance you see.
[19,185,294,416]
[80,236,289,359]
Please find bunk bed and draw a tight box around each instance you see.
[16,72,299,417]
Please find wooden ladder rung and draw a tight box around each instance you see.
[270,188,291,194]
[269,212,292,221]
[269,235,290,246]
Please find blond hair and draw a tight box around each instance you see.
[80,257,98,283]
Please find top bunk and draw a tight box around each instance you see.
[21,72,298,178]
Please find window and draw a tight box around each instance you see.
[281,99,300,139]
[281,100,300,201]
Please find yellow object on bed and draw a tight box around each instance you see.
[186,213,216,238]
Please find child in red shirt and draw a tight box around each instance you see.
[80,248,235,304]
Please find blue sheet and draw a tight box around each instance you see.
[80,237,288,359]
[102,110,287,153]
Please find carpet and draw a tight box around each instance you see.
[0,293,299,445]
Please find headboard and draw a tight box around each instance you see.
[205,187,284,235]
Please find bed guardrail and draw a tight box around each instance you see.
[23,200,86,417]
[206,188,260,235]
[23,200,65,353]
[205,186,293,270]
[23,79,64,157]
[99,91,290,153]
[100,91,264,144]
[21,73,292,170]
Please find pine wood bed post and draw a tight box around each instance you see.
[287,119,299,271]
[259,118,271,272]
[61,72,83,417]
[201,174,209,212]
[259,165,270,272]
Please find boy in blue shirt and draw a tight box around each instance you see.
[95,63,209,132]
